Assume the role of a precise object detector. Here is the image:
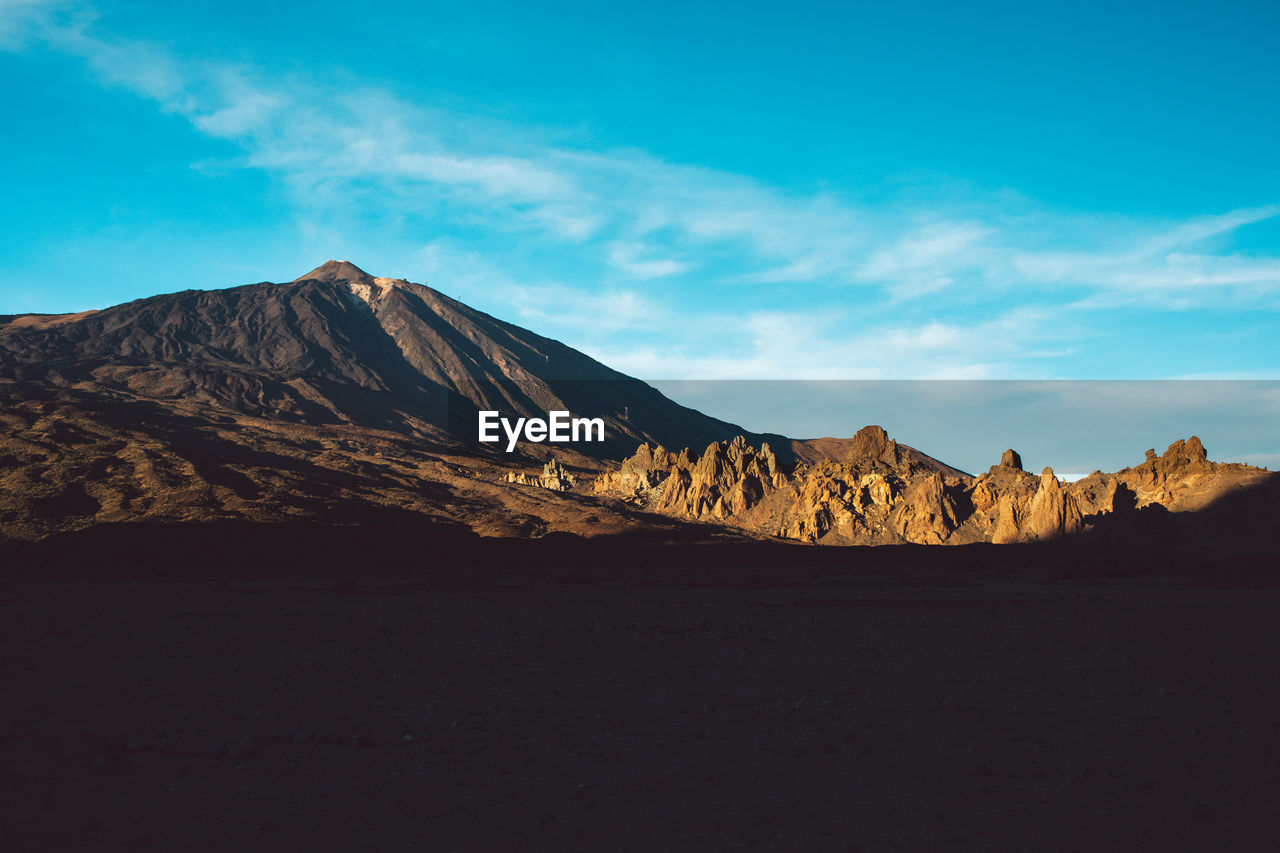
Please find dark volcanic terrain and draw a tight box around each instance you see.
[0,261,769,544]
[3,574,1279,851]
[0,260,745,452]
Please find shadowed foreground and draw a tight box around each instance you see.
[2,574,1278,851]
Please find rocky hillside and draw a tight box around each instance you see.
[0,261,757,457]
[592,429,1275,547]
[0,261,789,543]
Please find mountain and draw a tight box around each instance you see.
[0,261,793,544]
[0,260,752,457]
[2,260,1273,554]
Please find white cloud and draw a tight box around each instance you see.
[19,15,1280,308]
[861,221,992,278]
[584,307,1070,380]
[606,242,688,279]
[0,0,71,47]
[417,241,664,337]
[1240,452,1280,469]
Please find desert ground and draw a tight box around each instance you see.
[3,564,1278,851]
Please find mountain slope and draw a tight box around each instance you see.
[0,261,751,457]
[0,261,789,543]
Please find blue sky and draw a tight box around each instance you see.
[1,0,1278,385]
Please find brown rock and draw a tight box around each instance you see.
[991,493,1023,544]
[891,473,958,544]
[970,478,999,514]
[1102,478,1137,514]
[759,442,779,479]
[658,465,693,510]
[847,425,900,467]
[1022,467,1083,541]
[640,437,784,518]
[506,458,576,491]
[595,431,1269,549]
[1163,436,1207,464]
[592,443,675,496]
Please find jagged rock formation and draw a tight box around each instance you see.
[655,437,783,519]
[776,463,898,543]
[592,443,691,499]
[890,473,959,545]
[505,458,577,491]
[595,432,1273,546]
[1068,436,1266,515]
[592,437,784,519]
[590,428,977,544]
[990,467,1084,544]
[1123,437,1231,509]
[847,425,901,467]
[596,427,975,544]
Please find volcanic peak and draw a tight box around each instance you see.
[293,260,415,306]
[295,259,375,283]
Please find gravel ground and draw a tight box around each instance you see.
[2,575,1278,851]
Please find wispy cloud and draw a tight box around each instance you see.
[605,242,688,279]
[583,306,1074,380]
[0,0,69,47]
[416,241,665,337]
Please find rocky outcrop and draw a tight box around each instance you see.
[655,436,784,519]
[1025,467,1084,541]
[1102,478,1138,514]
[962,449,1041,541]
[591,437,785,519]
[777,463,903,543]
[989,467,1084,543]
[1065,436,1267,518]
[847,425,901,468]
[591,443,684,498]
[596,428,973,545]
[595,432,1269,547]
[890,473,958,545]
[990,494,1023,545]
[1119,436,1215,509]
[505,458,576,491]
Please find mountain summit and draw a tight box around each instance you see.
[294,259,376,283]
